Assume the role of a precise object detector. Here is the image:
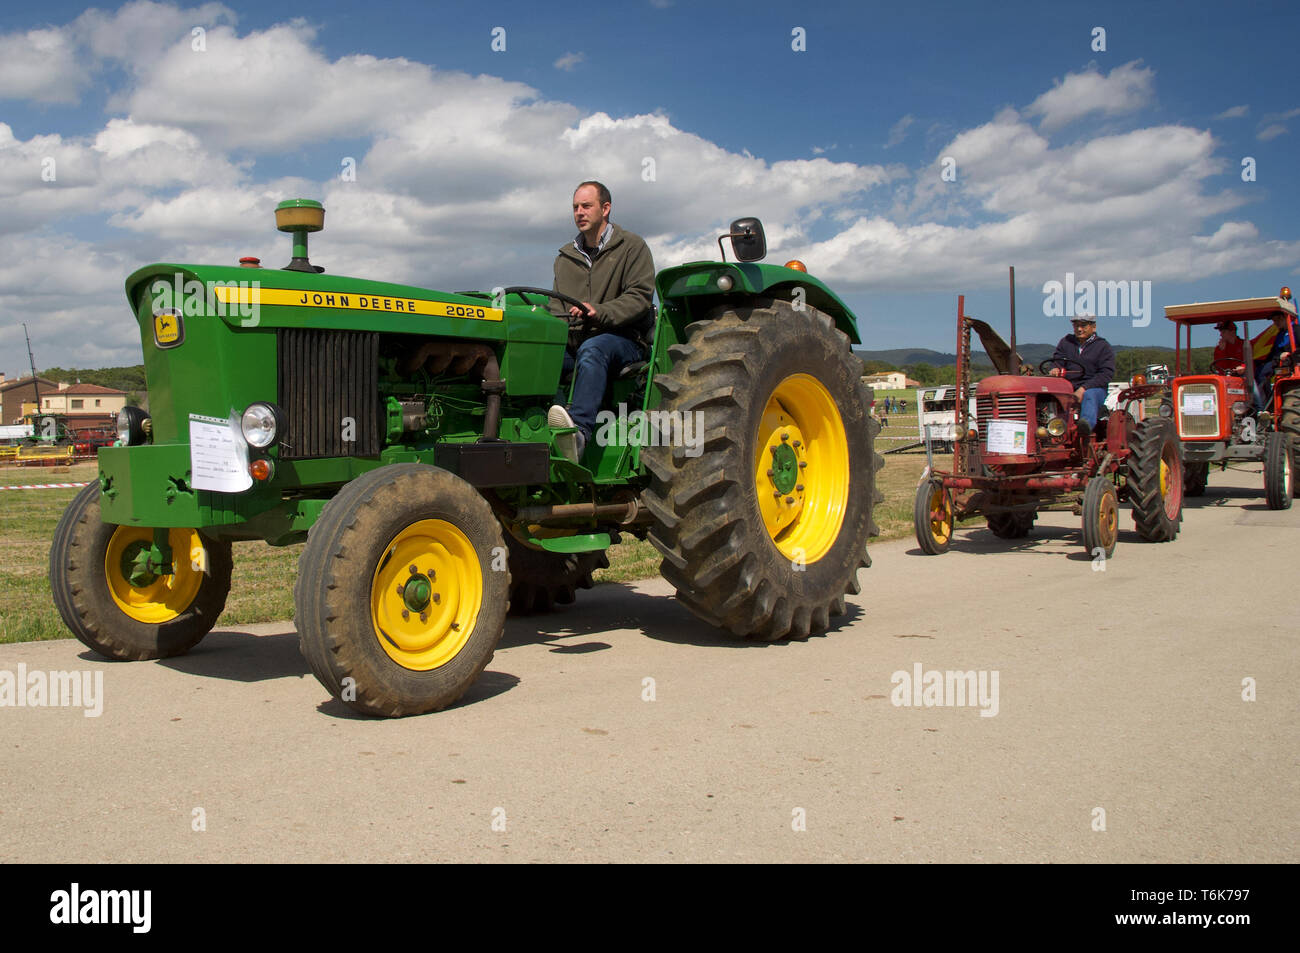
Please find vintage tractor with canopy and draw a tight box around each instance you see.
[1162,287,1298,508]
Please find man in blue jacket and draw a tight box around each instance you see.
[1047,313,1115,437]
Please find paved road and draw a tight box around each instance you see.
[2,468,1295,862]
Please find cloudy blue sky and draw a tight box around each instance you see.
[1,0,1297,372]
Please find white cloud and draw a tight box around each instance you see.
[0,28,90,103]
[884,114,915,149]
[0,2,237,106]
[554,52,585,72]
[1257,124,1287,141]
[1214,105,1249,119]
[1025,60,1154,132]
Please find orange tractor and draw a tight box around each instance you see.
[1162,287,1299,508]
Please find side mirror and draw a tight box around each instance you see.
[727,217,766,262]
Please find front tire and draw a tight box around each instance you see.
[49,483,232,660]
[1263,431,1293,510]
[1127,417,1184,541]
[295,464,509,717]
[1183,461,1209,497]
[914,480,954,554]
[644,300,881,641]
[1081,476,1119,559]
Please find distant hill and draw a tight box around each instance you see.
[852,343,1175,368]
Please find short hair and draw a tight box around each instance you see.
[574,180,611,207]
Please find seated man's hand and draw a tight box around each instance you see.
[567,302,598,320]
[1074,387,1086,401]
[1049,367,1063,377]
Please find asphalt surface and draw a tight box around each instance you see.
[2,466,1295,863]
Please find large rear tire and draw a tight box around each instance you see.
[295,464,509,717]
[49,483,232,660]
[1127,417,1184,541]
[1081,475,1119,560]
[644,299,881,641]
[1263,431,1293,510]
[985,510,1035,539]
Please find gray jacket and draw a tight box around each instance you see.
[553,223,655,348]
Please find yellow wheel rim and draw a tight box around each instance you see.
[370,519,482,671]
[927,486,952,544]
[1159,459,1168,497]
[105,527,207,624]
[753,373,850,562]
[1099,491,1118,548]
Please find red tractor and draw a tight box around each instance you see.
[914,295,1183,558]
[1163,287,1299,508]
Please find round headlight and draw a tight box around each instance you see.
[116,406,151,446]
[241,402,284,449]
[1046,416,1067,437]
[1158,401,1174,418]
[1232,401,1247,416]
[716,274,734,292]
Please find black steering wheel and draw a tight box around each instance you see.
[1211,357,1245,374]
[1039,357,1088,378]
[500,286,588,314]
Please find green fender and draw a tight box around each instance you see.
[654,260,862,345]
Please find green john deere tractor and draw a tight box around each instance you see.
[50,199,882,716]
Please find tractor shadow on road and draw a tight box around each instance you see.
[149,629,310,683]
[902,524,1149,559]
[1181,484,1265,509]
[134,629,525,718]
[500,580,865,651]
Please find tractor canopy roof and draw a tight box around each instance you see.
[1164,293,1296,326]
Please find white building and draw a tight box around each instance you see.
[863,372,907,390]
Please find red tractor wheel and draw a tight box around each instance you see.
[1127,417,1184,541]
[1081,476,1118,560]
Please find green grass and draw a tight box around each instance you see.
[3,449,932,645]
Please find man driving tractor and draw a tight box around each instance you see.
[1046,313,1115,437]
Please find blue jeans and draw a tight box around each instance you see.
[561,333,645,439]
[1079,387,1106,428]
[1255,360,1278,410]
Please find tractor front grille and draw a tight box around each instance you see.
[277,328,381,459]
[1176,383,1221,438]
[976,394,1029,444]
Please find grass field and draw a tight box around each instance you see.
[1,445,932,646]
